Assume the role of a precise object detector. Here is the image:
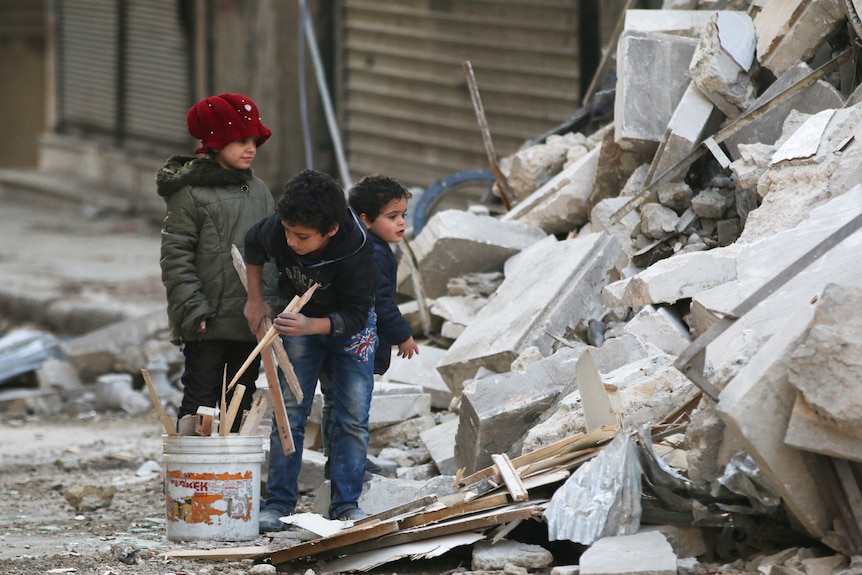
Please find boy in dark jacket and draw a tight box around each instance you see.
[157,93,277,431]
[243,169,377,530]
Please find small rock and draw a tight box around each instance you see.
[63,484,117,511]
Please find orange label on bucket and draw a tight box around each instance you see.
[166,470,254,524]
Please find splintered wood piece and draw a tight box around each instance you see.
[220,365,227,434]
[260,317,303,403]
[195,406,216,436]
[491,453,528,502]
[221,384,246,435]
[458,425,617,490]
[141,368,177,436]
[228,283,318,391]
[240,392,269,435]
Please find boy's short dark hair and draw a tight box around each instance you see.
[277,169,346,234]
[348,174,412,223]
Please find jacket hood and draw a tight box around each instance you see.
[155,154,254,198]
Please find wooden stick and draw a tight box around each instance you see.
[227,283,318,391]
[240,392,270,435]
[491,453,528,502]
[220,364,227,435]
[230,245,302,454]
[463,60,513,211]
[141,368,178,436]
[221,384,246,435]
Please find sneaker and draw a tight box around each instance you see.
[258,507,288,533]
[365,458,383,475]
[336,507,368,522]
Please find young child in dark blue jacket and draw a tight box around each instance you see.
[243,169,377,530]
[319,174,419,480]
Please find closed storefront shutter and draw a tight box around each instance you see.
[124,0,191,147]
[57,0,119,135]
[56,0,191,149]
[337,0,581,188]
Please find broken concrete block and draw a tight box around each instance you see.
[60,309,168,380]
[590,129,653,211]
[590,197,641,264]
[616,11,709,149]
[396,209,546,299]
[603,247,738,308]
[690,185,862,384]
[419,414,459,475]
[369,415,437,450]
[622,305,692,356]
[501,146,601,235]
[578,348,698,434]
[580,531,677,575]
[753,0,845,78]
[455,346,584,474]
[783,284,862,461]
[648,83,722,187]
[430,294,487,340]
[472,539,554,571]
[740,105,862,244]
[717,303,834,539]
[383,343,452,409]
[500,132,594,202]
[438,232,621,395]
[724,62,844,162]
[689,11,757,118]
[640,203,680,240]
[369,383,432,429]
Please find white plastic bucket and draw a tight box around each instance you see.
[162,435,265,541]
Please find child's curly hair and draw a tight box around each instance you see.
[348,174,412,222]
[276,169,346,234]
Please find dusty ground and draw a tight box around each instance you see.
[0,408,479,575]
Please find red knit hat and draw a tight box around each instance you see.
[186,93,272,154]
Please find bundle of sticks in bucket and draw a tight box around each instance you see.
[141,246,317,455]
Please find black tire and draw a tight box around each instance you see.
[413,170,499,235]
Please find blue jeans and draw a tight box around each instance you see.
[262,309,376,519]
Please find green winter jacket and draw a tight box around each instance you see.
[156,155,278,345]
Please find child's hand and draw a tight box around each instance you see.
[197,312,216,334]
[273,311,314,336]
[244,299,273,334]
[397,337,419,359]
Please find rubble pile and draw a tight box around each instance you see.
[4,1,862,573]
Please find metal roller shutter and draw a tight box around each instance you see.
[57,0,119,135]
[124,0,191,147]
[337,0,581,188]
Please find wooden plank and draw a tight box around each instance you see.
[354,495,438,526]
[491,454,528,501]
[268,520,400,564]
[309,501,547,563]
[398,492,510,530]
[140,368,177,436]
[164,545,269,560]
[458,425,617,490]
[239,392,269,435]
[220,384,246,435]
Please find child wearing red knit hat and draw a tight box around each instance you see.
[156,93,279,433]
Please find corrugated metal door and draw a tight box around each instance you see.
[57,0,119,135]
[336,0,581,188]
[124,0,191,146]
[56,0,190,148]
